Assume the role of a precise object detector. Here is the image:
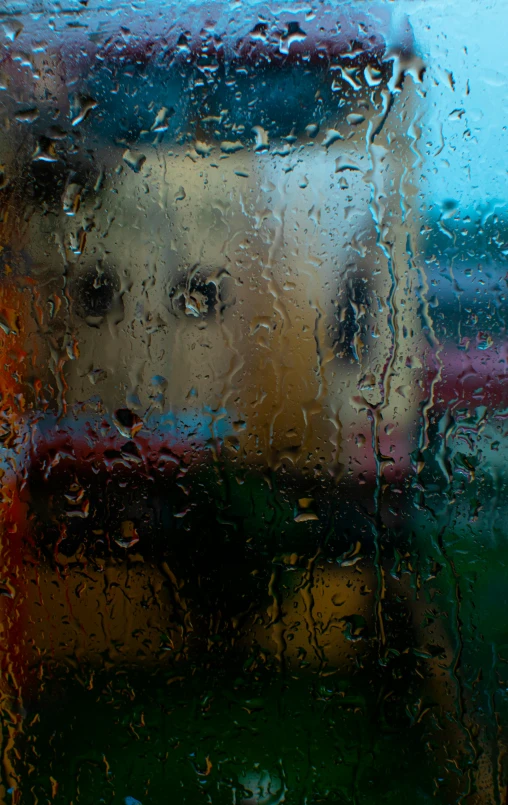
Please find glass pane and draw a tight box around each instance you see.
[0,1,506,802]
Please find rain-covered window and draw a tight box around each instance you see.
[0,1,506,802]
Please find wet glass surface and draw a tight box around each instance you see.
[0,1,507,802]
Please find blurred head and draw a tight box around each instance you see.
[0,2,424,477]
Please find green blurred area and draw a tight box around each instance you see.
[19,666,456,805]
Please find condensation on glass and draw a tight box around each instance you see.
[0,1,506,803]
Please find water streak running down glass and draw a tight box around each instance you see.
[0,1,506,803]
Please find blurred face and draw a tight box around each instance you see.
[4,57,421,470]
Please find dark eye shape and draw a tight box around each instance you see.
[26,153,95,211]
[73,263,120,321]
[334,276,369,360]
[28,156,68,208]
[169,276,217,319]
